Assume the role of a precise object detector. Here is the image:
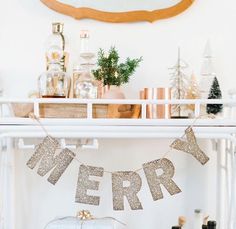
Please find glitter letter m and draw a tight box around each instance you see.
[27,136,75,185]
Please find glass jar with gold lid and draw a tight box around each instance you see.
[73,61,97,99]
[45,22,68,72]
[38,46,71,98]
[73,30,98,99]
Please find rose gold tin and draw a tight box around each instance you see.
[142,88,171,119]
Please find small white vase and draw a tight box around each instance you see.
[102,85,125,99]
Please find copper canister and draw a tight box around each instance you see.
[142,88,171,119]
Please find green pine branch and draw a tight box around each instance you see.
[93,47,142,86]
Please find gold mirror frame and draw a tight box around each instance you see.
[41,0,194,23]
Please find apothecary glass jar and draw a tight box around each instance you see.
[45,22,68,72]
[72,30,98,99]
[38,47,71,98]
[73,63,97,99]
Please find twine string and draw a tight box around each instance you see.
[29,113,49,137]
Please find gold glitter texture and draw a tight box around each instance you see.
[27,136,75,185]
[75,164,104,206]
[171,127,210,165]
[143,158,181,201]
[112,171,143,211]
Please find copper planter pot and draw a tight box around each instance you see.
[140,88,171,119]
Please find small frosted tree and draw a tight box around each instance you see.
[170,48,189,117]
[186,73,201,111]
[206,77,223,115]
[200,40,216,98]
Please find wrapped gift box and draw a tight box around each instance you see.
[45,217,115,229]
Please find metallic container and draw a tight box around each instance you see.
[141,87,171,119]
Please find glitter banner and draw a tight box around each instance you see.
[75,164,104,206]
[26,126,209,211]
[143,158,182,201]
[171,127,210,165]
[112,171,143,211]
[27,136,75,185]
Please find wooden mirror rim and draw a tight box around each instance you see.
[41,0,195,23]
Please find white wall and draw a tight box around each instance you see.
[1,0,236,228]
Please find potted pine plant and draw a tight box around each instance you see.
[93,47,142,99]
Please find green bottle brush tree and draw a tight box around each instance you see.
[207,76,223,115]
[93,47,142,87]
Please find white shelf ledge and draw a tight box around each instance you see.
[0,98,235,139]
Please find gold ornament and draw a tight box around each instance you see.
[77,210,94,220]
[171,127,209,165]
[143,158,181,201]
[112,171,143,211]
[27,136,75,185]
[75,165,104,206]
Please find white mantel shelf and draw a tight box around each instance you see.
[0,118,236,140]
[0,98,236,140]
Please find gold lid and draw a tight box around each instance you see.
[52,22,64,34]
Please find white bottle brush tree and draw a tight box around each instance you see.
[169,48,189,117]
[200,40,216,98]
[206,77,223,115]
[186,73,201,111]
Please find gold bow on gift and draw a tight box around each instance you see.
[44,210,126,229]
[76,210,126,228]
[77,210,94,220]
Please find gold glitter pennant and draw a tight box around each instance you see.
[171,127,209,165]
[143,158,181,201]
[75,164,104,206]
[112,171,143,211]
[27,136,75,185]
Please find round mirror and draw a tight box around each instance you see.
[41,0,194,23]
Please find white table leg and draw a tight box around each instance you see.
[0,137,15,229]
[216,139,226,229]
